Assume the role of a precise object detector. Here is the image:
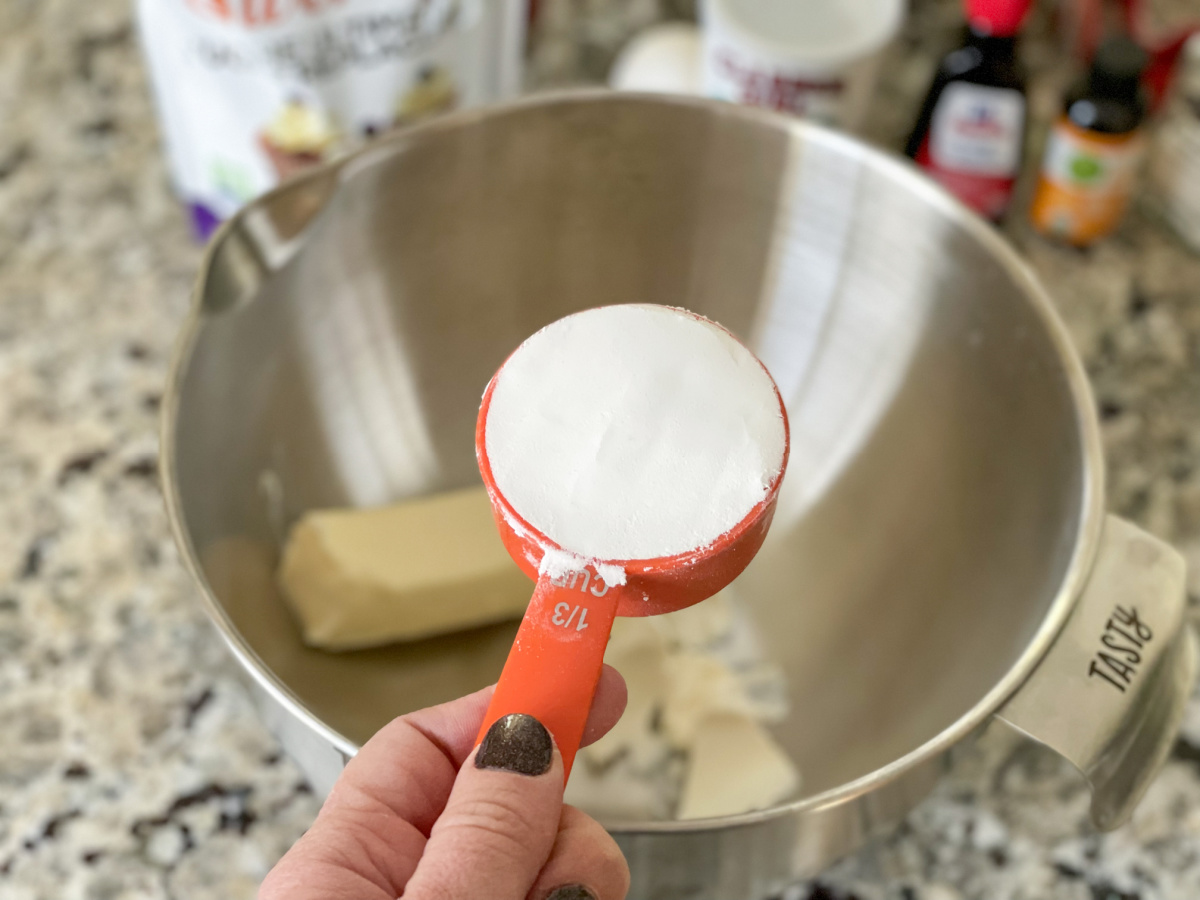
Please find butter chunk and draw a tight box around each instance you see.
[278,486,532,650]
[676,714,800,820]
[584,636,669,771]
[661,651,761,748]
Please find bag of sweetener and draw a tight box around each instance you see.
[136,0,527,239]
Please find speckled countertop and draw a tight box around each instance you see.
[1,1,1199,898]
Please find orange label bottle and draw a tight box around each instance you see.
[1029,36,1148,247]
[1030,119,1144,245]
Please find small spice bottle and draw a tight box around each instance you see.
[1030,36,1149,246]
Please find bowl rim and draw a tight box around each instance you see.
[160,89,1106,835]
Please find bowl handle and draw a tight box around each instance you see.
[997,515,1196,831]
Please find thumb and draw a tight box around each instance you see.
[402,714,564,900]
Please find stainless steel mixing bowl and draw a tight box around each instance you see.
[162,92,1195,900]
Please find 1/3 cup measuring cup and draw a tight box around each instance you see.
[473,306,790,776]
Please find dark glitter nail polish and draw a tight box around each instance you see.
[475,714,554,776]
[545,885,598,900]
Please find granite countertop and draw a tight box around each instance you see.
[1,1,1199,898]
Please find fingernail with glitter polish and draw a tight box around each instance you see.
[545,886,598,900]
[475,714,554,776]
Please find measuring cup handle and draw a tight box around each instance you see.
[477,568,623,780]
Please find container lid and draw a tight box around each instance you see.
[1090,36,1149,100]
[964,0,1032,38]
[706,0,906,68]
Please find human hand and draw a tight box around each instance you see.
[259,666,630,900]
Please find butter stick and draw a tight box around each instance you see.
[278,486,532,650]
[676,713,800,820]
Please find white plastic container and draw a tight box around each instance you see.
[699,0,905,130]
[137,0,527,240]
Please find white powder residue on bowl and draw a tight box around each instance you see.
[484,305,786,562]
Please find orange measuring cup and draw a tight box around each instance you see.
[474,313,790,779]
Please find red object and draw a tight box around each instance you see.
[914,134,1018,220]
[965,0,1033,37]
[904,2,1029,222]
[1117,0,1198,111]
[1142,29,1195,110]
[473,311,790,779]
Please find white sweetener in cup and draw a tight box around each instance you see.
[485,304,787,568]
[700,0,906,130]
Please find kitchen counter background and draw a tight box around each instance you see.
[2,1,1199,898]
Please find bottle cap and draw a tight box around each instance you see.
[964,0,1032,38]
[1090,35,1149,99]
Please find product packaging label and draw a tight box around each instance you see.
[1030,119,1144,245]
[137,0,526,238]
[703,44,845,125]
[916,81,1026,219]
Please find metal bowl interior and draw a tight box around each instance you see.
[163,93,1102,828]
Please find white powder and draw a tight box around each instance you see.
[484,305,786,564]
[539,547,629,589]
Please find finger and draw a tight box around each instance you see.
[321,684,494,837]
[261,669,626,900]
[403,714,565,900]
[582,664,627,747]
[325,664,626,836]
[526,805,630,900]
[259,687,498,900]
